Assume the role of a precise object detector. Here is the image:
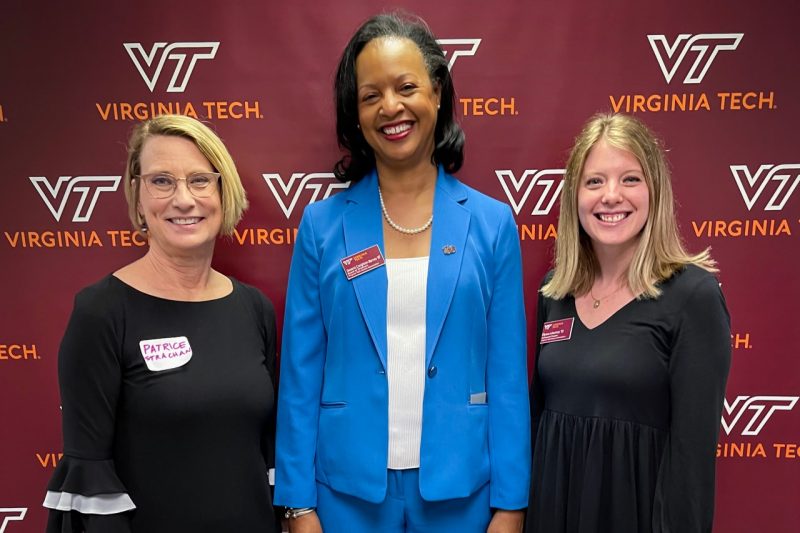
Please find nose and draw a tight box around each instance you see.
[171,179,196,208]
[379,90,404,117]
[601,180,622,204]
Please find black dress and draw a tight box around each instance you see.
[527,265,731,533]
[45,275,277,533]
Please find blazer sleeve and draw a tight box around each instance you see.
[652,274,731,532]
[274,209,327,508]
[486,207,531,510]
[43,286,134,533]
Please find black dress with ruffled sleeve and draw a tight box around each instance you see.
[45,276,277,533]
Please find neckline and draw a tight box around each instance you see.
[109,274,236,303]
[385,256,430,263]
[569,294,638,331]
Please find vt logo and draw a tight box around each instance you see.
[30,176,121,222]
[730,164,800,211]
[496,169,564,216]
[647,33,743,84]
[262,172,349,219]
[0,509,26,533]
[721,395,798,436]
[123,42,219,92]
[436,39,481,71]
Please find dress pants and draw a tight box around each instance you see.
[316,469,492,533]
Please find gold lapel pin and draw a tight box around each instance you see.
[442,245,456,255]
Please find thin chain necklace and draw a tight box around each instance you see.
[378,186,433,235]
[589,283,626,309]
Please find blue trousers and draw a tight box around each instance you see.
[316,469,491,533]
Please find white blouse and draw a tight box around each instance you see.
[385,256,429,470]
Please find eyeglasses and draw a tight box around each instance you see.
[138,172,221,199]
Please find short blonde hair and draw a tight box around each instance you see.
[543,113,715,300]
[123,114,248,236]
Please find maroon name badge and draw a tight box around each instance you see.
[540,317,575,344]
[340,245,386,280]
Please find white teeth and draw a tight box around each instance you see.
[171,217,201,225]
[598,213,626,223]
[382,123,411,135]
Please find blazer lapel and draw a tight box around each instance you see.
[425,168,470,368]
[342,171,388,370]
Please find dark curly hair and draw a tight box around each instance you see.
[333,12,465,182]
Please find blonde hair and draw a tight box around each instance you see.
[543,113,715,300]
[123,114,248,236]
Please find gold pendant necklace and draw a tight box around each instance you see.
[589,284,625,309]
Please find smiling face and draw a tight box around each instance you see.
[137,134,222,258]
[577,138,650,256]
[355,37,441,172]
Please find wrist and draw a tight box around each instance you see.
[284,507,315,520]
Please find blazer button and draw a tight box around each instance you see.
[427,365,437,378]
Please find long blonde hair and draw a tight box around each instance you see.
[543,113,715,300]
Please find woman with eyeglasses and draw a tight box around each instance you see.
[43,114,278,532]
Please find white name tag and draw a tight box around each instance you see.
[138,336,193,371]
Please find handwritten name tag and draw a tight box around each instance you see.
[138,336,193,371]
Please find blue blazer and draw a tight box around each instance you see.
[274,167,530,510]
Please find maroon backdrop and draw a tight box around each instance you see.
[1,1,798,531]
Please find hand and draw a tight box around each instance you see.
[487,509,524,533]
[287,510,322,533]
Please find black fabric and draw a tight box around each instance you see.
[47,275,277,533]
[527,265,731,533]
[46,457,128,495]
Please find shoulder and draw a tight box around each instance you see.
[230,278,275,318]
[302,188,350,222]
[458,179,513,219]
[72,275,126,316]
[658,265,728,321]
[661,264,720,300]
[299,175,365,224]
[63,276,128,340]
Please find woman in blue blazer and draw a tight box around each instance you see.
[275,13,530,533]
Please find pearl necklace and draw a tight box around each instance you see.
[378,187,433,235]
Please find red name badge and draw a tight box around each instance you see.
[340,245,386,280]
[540,317,575,344]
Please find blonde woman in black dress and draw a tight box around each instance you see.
[527,113,731,533]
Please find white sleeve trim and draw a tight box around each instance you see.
[43,491,136,514]
[268,467,275,486]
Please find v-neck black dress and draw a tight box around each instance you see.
[527,265,731,533]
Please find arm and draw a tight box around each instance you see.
[652,274,732,532]
[274,210,327,509]
[257,291,278,472]
[44,286,134,532]
[529,281,548,454]
[255,290,283,533]
[486,207,530,511]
